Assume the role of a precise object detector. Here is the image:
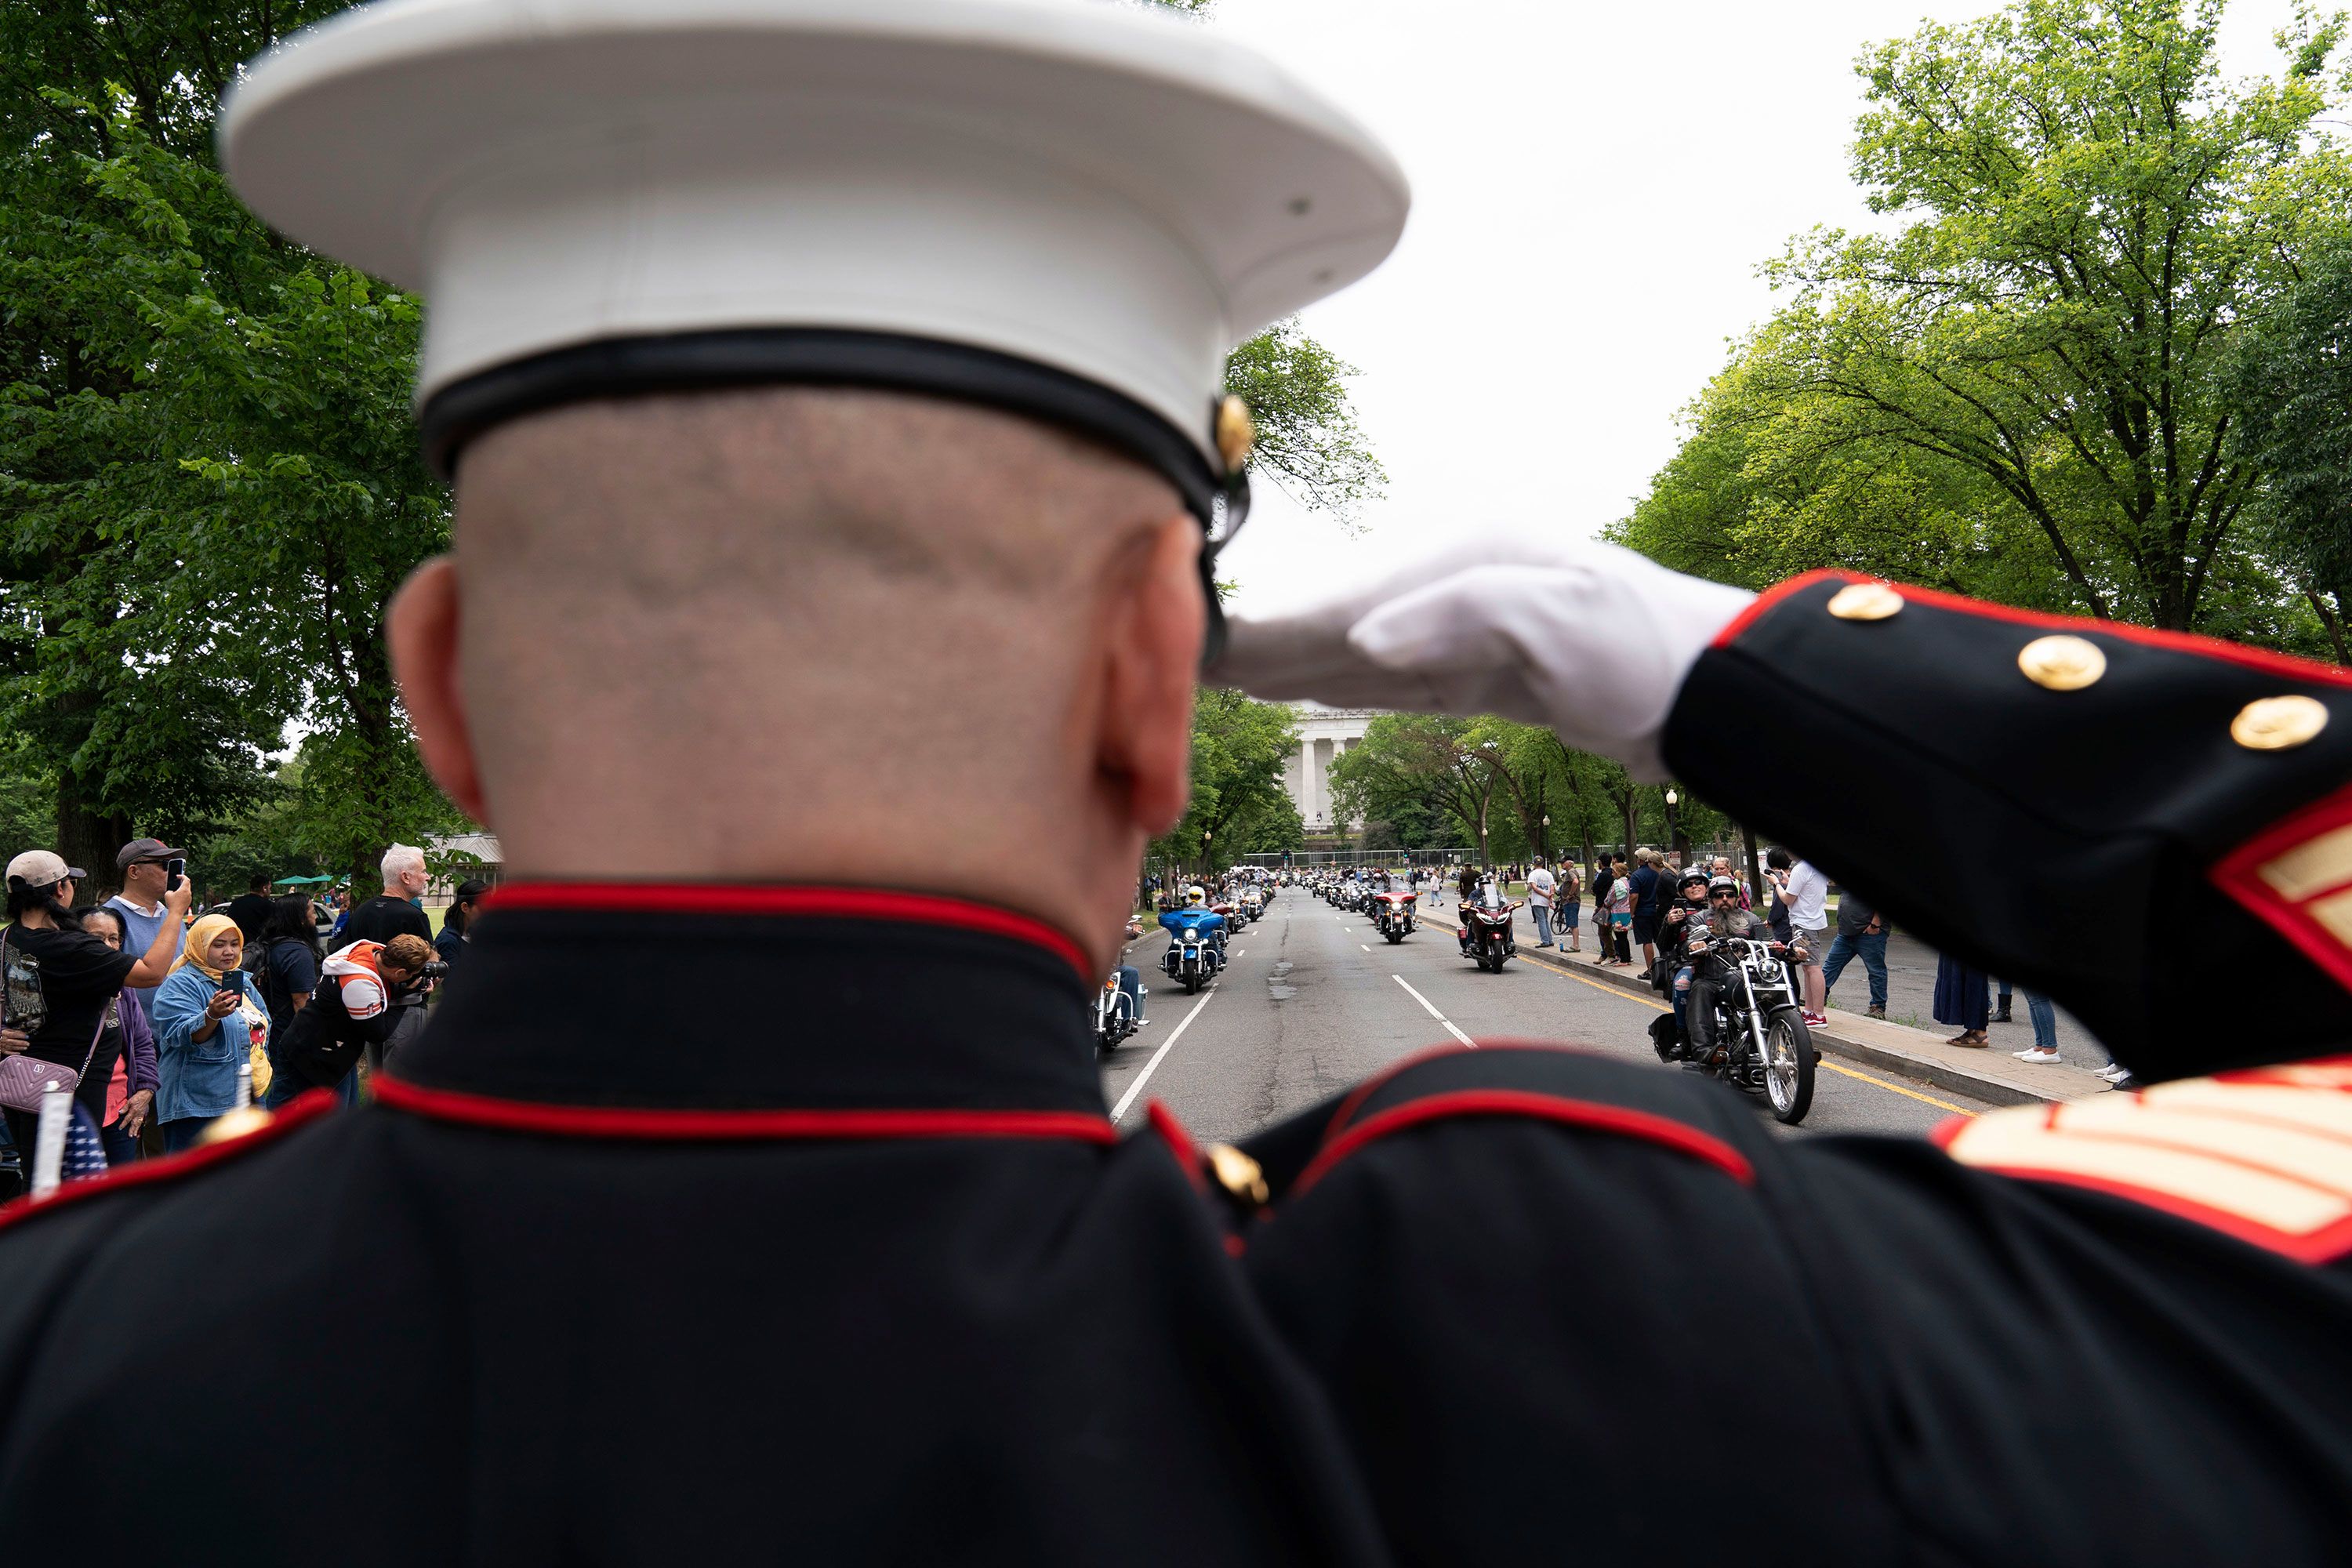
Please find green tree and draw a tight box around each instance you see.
[1156,689,1302,872]
[0,3,455,887]
[1624,0,2351,636]
[1224,320,1385,525]
[2232,234,2352,659]
[1330,715,1535,867]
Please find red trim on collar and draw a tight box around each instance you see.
[2210,782,2352,996]
[480,882,1091,979]
[1291,1086,1755,1200]
[372,1074,1116,1145]
[1146,1100,1209,1195]
[1722,571,2352,690]
[0,1091,339,1236]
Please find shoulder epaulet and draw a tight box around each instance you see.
[0,1091,339,1240]
[1160,1044,1759,1233]
[1936,1058,2352,1265]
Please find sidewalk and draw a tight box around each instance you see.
[1450,897,2111,1109]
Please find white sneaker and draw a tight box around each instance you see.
[2096,1062,2129,1081]
[2013,1047,2063,1065]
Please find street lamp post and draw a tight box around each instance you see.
[1540,812,1551,862]
[1201,827,1213,880]
[1664,789,1679,856]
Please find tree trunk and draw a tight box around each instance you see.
[1742,824,1763,906]
[2305,587,2350,665]
[56,782,132,902]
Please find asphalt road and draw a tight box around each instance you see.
[1101,887,1997,1145]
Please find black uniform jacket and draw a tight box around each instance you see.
[8,578,2352,1563]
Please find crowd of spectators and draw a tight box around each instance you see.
[0,838,469,1196]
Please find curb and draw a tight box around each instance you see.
[1429,907,2085,1109]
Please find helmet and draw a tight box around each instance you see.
[1708,876,1740,896]
[1678,870,1709,892]
[1186,885,1207,907]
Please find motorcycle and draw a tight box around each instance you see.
[1162,926,1221,994]
[1650,935,1816,1124]
[1096,971,1145,1052]
[1214,898,1244,934]
[1372,890,1417,943]
[1459,886,1518,971]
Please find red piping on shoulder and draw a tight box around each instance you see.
[1708,569,1853,649]
[1291,1087,1755,1200]
[480,882,1092,981]
[0,1091,339,1236]
[1322,1037,1613,1144]
[371,1074,1117,1145]
[1720,572,2352,691]
[1146,1100,1209,1195]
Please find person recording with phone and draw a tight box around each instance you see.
[103,838,191,1036]
[151,915,272,1153]
[3,851,190,1163]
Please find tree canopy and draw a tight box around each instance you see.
[2,0,1383,891]
[1615,0,2352,650]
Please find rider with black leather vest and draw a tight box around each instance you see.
[1680,877,1774,1061]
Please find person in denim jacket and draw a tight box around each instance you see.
[151,915,269,1153]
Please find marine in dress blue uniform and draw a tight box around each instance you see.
[4,2,2351,1563]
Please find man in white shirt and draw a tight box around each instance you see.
[1784,856,1831,1026]
[1526,865,1557,949]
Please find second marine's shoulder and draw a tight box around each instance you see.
[1232,1042,1773,1212]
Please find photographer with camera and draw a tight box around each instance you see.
[261,933,434,1110]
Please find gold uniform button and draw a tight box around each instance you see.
[2231,695,2329,751]
[2016,634,2107,691]
[1214,394,1255,474]
[1826,583,1903,621]
[1206,1142,1270,1207]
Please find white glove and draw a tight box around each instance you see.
[1206,531,1755,780]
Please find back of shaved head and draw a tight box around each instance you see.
[444,387,1193,890]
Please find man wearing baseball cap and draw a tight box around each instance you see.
[2,0,2351,1563]
[102,837,187,1033]
[2,851,189,1162]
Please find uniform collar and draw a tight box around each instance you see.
[383,884,1107,1121]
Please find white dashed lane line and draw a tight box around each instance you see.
[1392,974,1476,1048]
[1109,988,1217,1124]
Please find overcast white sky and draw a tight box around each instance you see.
[1205,0,2310,615]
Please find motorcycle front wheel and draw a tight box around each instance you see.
[1385,928,1404,944]
[1764,1009,1815,1124]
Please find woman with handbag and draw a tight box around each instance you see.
[151,914,273,1153]
[2,850,190,1163]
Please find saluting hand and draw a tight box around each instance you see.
[1207,532,1752,780]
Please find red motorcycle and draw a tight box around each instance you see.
[1372,890,1417,944]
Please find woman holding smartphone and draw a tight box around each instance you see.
[151,913,271,1152]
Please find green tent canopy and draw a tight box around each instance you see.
[272,874,338,886]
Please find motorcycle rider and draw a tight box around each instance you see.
[1457,874,1518,959]
[1657,870,1713,1032]
[1159,884,1228,975]
[1681,876,1776,1062]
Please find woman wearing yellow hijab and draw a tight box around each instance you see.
[151,913,272,1152]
